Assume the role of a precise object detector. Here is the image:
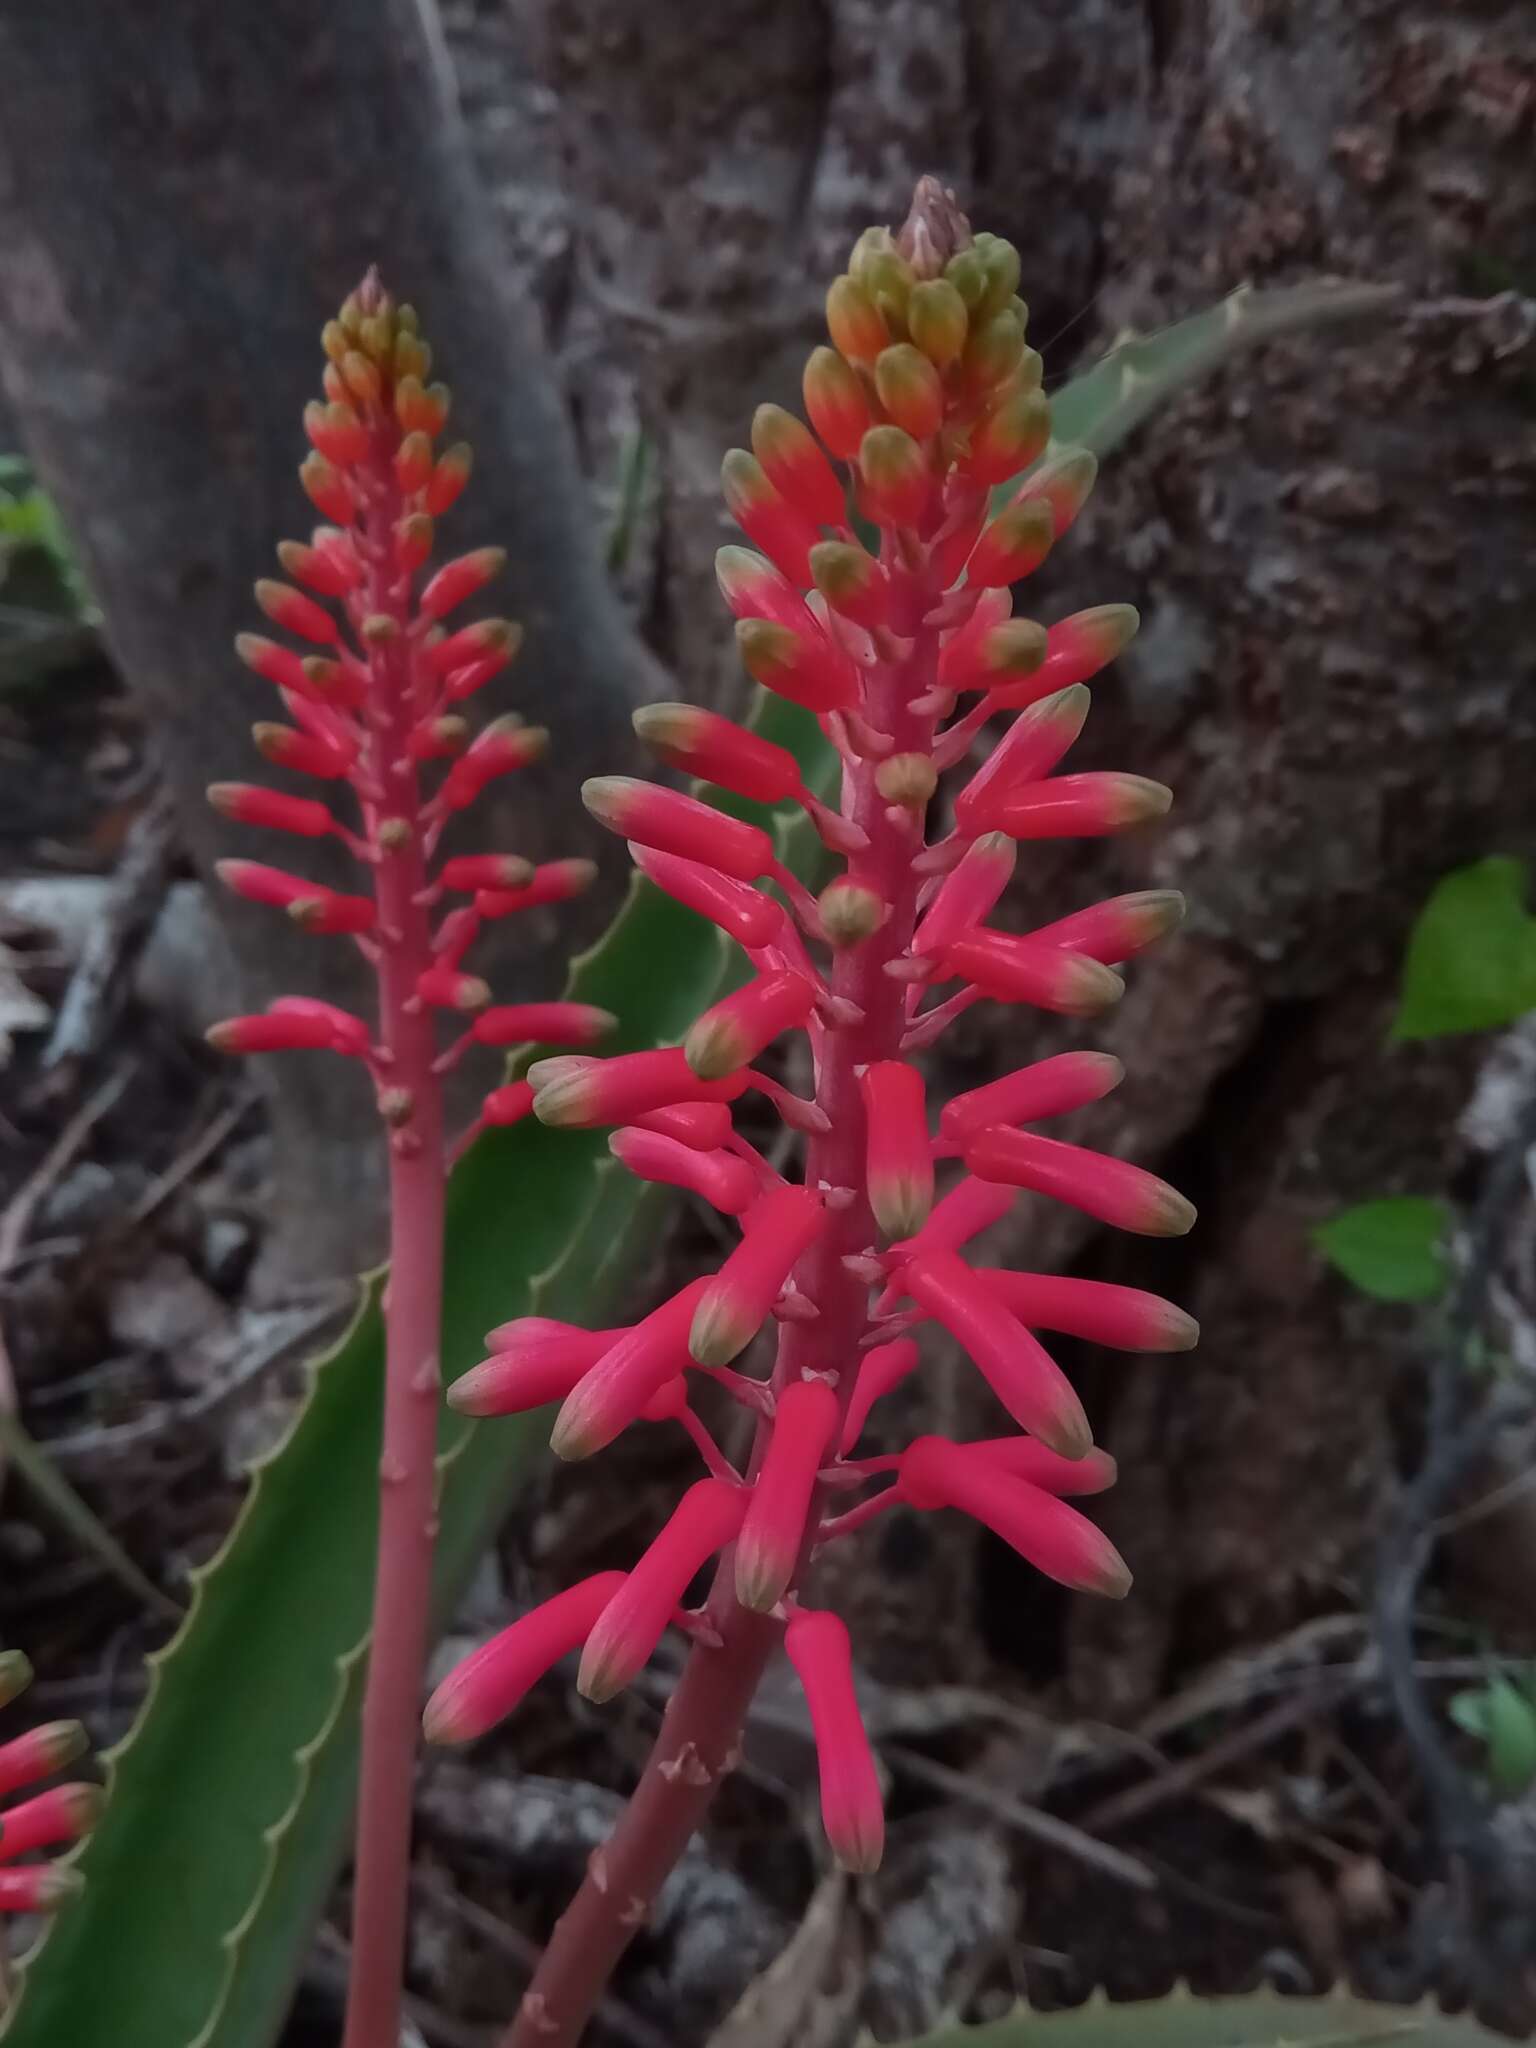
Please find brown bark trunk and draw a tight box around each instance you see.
[0,0,661,1278]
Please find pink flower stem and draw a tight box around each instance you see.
[340,459,448,2048]
[503,584,940,2048]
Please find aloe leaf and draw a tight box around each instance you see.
[879,1985,1503,2046]
[2,702,820,2048]
[1044,281,1400,460]
[991,280,1401,514]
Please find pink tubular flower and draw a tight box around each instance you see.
[629,844,784,949]
[939,1049,1123,1143]
[784,1610,884,1873]
[0,1650,97,1915]
[609,1127,760,1214]
[839,1337,921,1453]
[900,1249,1092,1458]
[551,1280,712,1460]
[689,1185,826,1367]
[976,1272,1199,1352]
[684,969,817,1080]
[578,1481,748,1702]
[530,1048,746,1129]
[583,775,775,881]
[964,1126,1197,1238]
[447,1326,619,1418]
[911,832,1016,957]
[471,1003,616,1049]
[860,1061,933,1239]
[937,927,1124,1016]
[423,1573,627,1744]
[899,1435,1130,1597]
[987,772,1172,840]
[735,1379,839,1611]
[437,189,1198,2048]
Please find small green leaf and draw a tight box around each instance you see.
[1312,1196,1450,1303]
[1480,1677,1536,1796]
[1392,857,1536,1041]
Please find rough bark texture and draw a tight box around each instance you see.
[449,0,1536,1705]
[0,0,660,1279]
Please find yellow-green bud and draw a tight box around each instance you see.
[944,248,988,310]
[907,279,968,367]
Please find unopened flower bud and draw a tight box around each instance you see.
[965,496,1055,588]
[967,386,1052,487]
[809,539,890,631]
[689,1185,825,1367]
[578,1481,747,1701]
[860,1062,933,1239]
[907,278,968,367]
[425,443,474,516]
[424,1573,628,1743]
[826,275,888,365]
[735,617,859,713]
[750,404,845,527]
[735,1378,838,1611]
[803,346,874,461]
[582,777,775,882]
[818,877,886,949]
[721,450,821,588]
[874,345,944,440]
[784,1610,884,1872]
[685,970,816,1080]
[874,752,938,808]
[633,703,802,805]
[964,1126,1196,1238]
[858,425,930,528]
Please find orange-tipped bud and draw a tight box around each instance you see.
[1010,446,1097,539]
[721,450,821,588]
[439,717,547,812]
[299,452,354,525]
[826,275,889,364]
[420,546,506,621]
[953,685,1090,834]
[206,783,333,838]
[254,579,338,646]
[394,514,435,572]
[961,306,1027,397]
[632,703,802,806]
[809,539,890,631]
[750,404,845,527]
[583,776,775,882]
[439,853,536,893]
[907,278,968,366]
[989,772,1172,840]
[965,497,1056,588]
[735,617,859,714]
[277,534,362,598]
[684,970,816,1080]
[303,399,368,467]
[286,889,377,936]
[803,346,874,461]
[967,386,1052,486]
[472,1003,616,1049]
[873,345,944,440]
[425,442,474,515]
[857,426,931,528]
[251,722,354,780]
[938,615,1049,696]
[1027,889,1186,965]
[416,967,491,1011]
[474,858,600,919]
[395,429,434,495]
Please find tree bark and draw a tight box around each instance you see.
[0,0,660,1279]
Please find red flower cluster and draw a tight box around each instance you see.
[207,271,601,1126]
[0,1650,99,1914]
[429,184,1196,1879]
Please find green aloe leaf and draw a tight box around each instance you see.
[1392,857,1536,1041]
[883,1985,1502,2046]
[6,277,1402,2048]
[1312,1196,1451,1304]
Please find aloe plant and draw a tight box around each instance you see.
[3,213,1398,2048]
[884,1986,1502,2045]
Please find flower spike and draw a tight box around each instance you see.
[436,183,1198,2048]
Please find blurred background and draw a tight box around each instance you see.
[0,1,1533,2042]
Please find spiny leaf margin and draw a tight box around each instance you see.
[873,1984,1504,2046]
